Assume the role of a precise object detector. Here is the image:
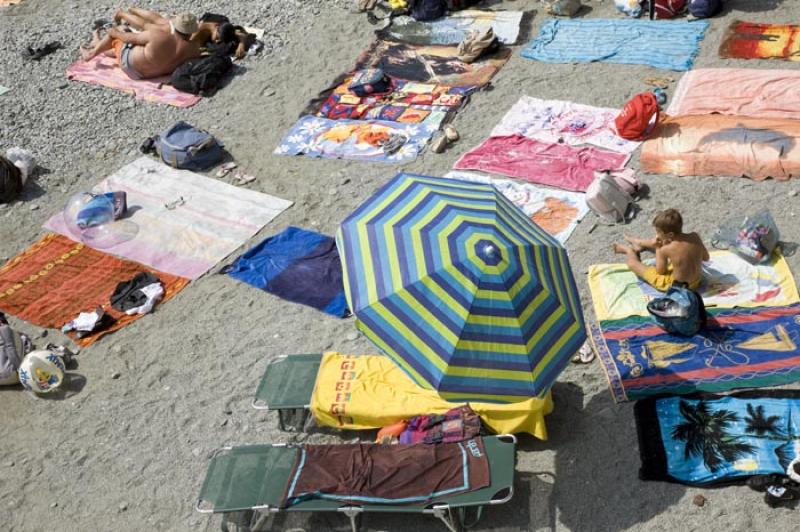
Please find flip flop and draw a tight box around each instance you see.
[571,341,595,364]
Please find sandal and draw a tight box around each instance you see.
[571,341,595,364]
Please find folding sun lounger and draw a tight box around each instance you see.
[196,435,517,532]
[251,353,322,431]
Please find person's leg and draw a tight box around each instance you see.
[113,9,149,30]
[613,244,649,278]
[80,30,114,61]
[129,7,167,25]
[614,243,673,291]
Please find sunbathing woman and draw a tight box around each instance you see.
[112,8,252,59]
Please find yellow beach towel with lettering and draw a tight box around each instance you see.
[311,352,554,440]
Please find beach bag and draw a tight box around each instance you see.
[653,0,686,18]
[546,0,583,16]
[688,0,721,18]
[170,54,232,96]
[0,155,23,204]
[409,0,446,21]
[0,316,30,385]
[711,209,780,264]
[615,0,643,17]
[348,68,390,97]
[647,285,706,336]
[586,171,639,224]
[153,121,225,171]
[615,92,660,141]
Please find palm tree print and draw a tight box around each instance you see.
[744,404,783,438]
[672,400,756,472]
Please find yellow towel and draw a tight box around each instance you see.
[311,352,553,440]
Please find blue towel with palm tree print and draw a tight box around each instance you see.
[636,391,800,485]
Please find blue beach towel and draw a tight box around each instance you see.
[224,227,350,318]
[521,19,710,71]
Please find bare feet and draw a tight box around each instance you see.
[624,234,644,253]
[80,45,96,61]
[613,243,640,259]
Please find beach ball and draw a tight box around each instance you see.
[62,192,138,249]
[18,350,65,394]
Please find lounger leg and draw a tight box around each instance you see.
[277,411,287,432]
[432,507,459,532]
[341,508,361,532]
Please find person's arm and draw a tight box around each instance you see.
[655,246,669,275]
[234,31,249,59]
[108,27,150,46]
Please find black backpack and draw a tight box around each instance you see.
[0,156,22,204]
[410,0,446,21]
[170,54,233,96]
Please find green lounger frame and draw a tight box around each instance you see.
[196,434,517,532]
[251,353,322,431]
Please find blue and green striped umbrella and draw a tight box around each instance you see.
[336,173,586,403]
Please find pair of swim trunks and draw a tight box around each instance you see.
[111,39,143,80]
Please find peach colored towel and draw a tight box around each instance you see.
[668,68,800,120]
[641,115,800,181]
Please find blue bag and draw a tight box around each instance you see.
[154,121,225,171]
[688,0,721,18]
[647,285,706,336]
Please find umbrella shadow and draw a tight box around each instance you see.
[520,382,686,531]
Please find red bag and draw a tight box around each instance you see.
[653,0,686,18]
[615,92,661,141]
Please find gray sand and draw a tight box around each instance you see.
[1,0,799,530]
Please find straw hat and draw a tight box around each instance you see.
[171,13,199,35]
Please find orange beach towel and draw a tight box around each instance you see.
[0,234,189,347]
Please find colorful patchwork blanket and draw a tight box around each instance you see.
[376,10,524,45]
[44,158,293,279]
[491,96,640,154]
[0,234,188,347]
[275,114,444,163]
[66,55,201,108]
[444,171,588,244]
[636,391,800,485]
[521,19,709,72]
[720,21,800,61]
[641,115,800,181]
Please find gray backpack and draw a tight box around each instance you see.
[0,318,30,385]
[586,170,640,224]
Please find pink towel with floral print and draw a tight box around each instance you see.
[453,135,630,192]
[66,55,201,108]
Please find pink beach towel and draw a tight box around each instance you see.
[66,55,201,108]
[667,68,800,121]
[453,135,630,192]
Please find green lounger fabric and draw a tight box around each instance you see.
[254,354,322,409]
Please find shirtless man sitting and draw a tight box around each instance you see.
[80,13,201,80]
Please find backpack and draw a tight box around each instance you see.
[688,0,721,18]
[647,285,706,336]
[615,92,661,141]
[152,121,225,171]
[409,0,446,21]
[0,316,30,385]
[446,0,481,10]
[170,54,233,96]
[586,170,640,224]
[652,0,686,18]
[0,156,23,204]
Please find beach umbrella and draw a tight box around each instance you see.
[336,173,586,403]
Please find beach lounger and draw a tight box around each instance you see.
[251,353,322,431]
[196,434,517,532]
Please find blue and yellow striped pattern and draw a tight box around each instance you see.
[337,173,586,402]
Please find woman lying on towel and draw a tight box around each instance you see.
[112,8,254,59]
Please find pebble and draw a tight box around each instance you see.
[346,332,358,341]
[5,461,14,467]
[29,204,39,211]
[192,448,201,457]
[39,330,48,338]
[692,494,706,507]
[50,502,58,508]
[119,502,128,512]
[111,371,121,380]
[224,409,232,415]
[789,190,798,197]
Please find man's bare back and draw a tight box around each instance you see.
[126,29,200,78]
[655,232,709,285]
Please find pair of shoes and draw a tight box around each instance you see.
[21,41,63,61]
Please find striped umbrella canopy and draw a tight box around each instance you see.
[336,173,586,403]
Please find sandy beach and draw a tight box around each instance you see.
[1,0,799,530]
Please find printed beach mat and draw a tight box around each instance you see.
[224,227,349,318]
[640,114,800,181]
[67,55,201,108]
[355,40,512,86]
[376,10,524,45]
[0,234,189,347]
[592,303,800,403]
[443,171,589,244]
[521,19,709,72]
[636,391,800,486]
[667,68,800,121]
[720,21,800,61]
[490,95,641,154]
[275,114,444,163]
[44,157,293,280]
[588,251,799,322]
